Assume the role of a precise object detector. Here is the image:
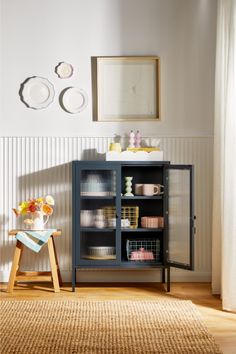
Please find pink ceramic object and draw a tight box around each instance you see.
[135,130,141,148]
[128,130,135,148]
[130,248,154,260]
[141,216,164,228]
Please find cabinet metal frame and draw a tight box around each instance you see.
[72,161,194,292]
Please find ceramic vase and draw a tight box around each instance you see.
[31,211,49,230]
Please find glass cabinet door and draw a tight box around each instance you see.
[165,165,194,270]
[75,163,121,266]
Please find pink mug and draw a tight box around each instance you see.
[142,184,164,196]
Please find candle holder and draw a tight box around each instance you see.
[124,176,134,196]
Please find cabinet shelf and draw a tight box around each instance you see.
[80,196,115,200]
[120,261,163,268]
[83,255,116,260]
[121,228,163,232]
[80,228,115,232]
[122,196,163,200]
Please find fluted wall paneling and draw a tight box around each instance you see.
[0,137,213,282]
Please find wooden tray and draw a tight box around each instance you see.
[84,255,116,260]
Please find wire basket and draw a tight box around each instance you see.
[103,206,139,229]
[126,239,160,262]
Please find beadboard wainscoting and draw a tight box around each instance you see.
[0,137,213,283]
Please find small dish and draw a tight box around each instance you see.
[61,87,88,114]
[55,62,74,78]
[20,77,55,109]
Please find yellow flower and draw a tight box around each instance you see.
[19,201,28,215]
[37,197,44,203]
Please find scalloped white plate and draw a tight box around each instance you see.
[61,87,88,114]
[21,77,55,109]
[55,62,73,79]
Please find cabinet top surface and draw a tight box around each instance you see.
[72,160,171,165]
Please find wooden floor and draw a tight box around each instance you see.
[1,282,236,354]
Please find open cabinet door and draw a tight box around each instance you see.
[165,165,195,270]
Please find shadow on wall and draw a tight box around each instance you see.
[13,163,72,272]
[7,149,106,272]
[81,149,105,160]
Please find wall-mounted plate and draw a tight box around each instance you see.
[20,77,55,109]
[61,87,88,114]
[55,62,74,79]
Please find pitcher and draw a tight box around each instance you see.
[31,211,49,230]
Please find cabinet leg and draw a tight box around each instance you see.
[167,267,170,292]
[72,268,76,292]
[162,268,165,283]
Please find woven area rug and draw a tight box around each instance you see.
[0,299,222,354]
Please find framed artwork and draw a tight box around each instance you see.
[92,56,160,121]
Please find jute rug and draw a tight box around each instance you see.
[0,298,222,354]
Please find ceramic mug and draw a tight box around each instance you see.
[109,142,122,153]
[80,210,94,227]
[135,184,143,196]
[142,184,164,196]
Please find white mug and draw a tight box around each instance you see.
[142,184,164,196]
[80,210,94,227]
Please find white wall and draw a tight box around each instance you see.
[0,0,217,283]
[0,0,217,137]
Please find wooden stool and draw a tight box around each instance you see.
[7,229,62,293]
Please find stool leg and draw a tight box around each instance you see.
[47,237,60,293]
[7,241,23,293]
[52,237,63,287]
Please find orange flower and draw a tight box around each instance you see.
[42,204,53,216]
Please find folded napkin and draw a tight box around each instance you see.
[15,229,56,253]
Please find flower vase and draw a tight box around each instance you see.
[124,177,134,196]
[30,211,49,230]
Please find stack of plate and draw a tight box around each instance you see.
[86,246,116,260]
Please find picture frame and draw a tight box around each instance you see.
[92,56,160,121]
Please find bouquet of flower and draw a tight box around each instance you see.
[13,195,54,217]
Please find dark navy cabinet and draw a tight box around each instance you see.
[72,161,195,291]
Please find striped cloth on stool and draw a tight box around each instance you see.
[15,229,56,253]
